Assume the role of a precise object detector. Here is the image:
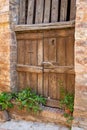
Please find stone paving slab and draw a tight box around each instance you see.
[0,120,70,130]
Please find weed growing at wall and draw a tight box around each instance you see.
[0,92,13,110]
[59,81,74,123]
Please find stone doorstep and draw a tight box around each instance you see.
[9,106,71,127]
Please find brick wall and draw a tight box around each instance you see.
[72,0,87,130]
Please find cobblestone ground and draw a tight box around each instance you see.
[0,120,70,130]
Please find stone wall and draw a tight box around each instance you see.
[9,0,19,91]
[0,0,18,91]
[0,0,11,91]
[72,0,87,130]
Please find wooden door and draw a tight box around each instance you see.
[17,32,43,95]
[42,29,75,108]
[16,28,75,108]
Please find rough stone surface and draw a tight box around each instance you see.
[0,111,10,122]
[0,0,10,92]
[72,0,87,130]
[0,0,18,92]
[9,0,19,91]
[0,0,18,121]
[0,120,69,130]
[9,106,71,127]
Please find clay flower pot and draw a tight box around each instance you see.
[65,108,71,114]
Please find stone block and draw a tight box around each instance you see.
[0,110,10,122]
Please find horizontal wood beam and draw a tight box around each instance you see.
[16,29,74,40]
[17,64,42,73]
[16,32,43,40]
[44,67,74,74]
[15,20,75,32]
[17,64,75,74]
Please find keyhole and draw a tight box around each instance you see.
[52,39,55,45]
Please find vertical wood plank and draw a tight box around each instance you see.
[66,37,74,66]
[19,0,26,24]
[35,0,44,24]
[49,73,57,99]
[37,39,43,95]
[44,38,49,61]
[66,74,75,93]
[60,0,68,21]
[43,38,49,97]
[17,40,25,64]
[51,0,59,22]
[70,0,76,20]
[30,40,37,66]
[30,40,38,92]
[25,40,31,65]
[49,38,56,62]
[44,0,51,23]
[30,73,38,93]
[27,0,35,24]
[24,40,31,88]
[56,37,66,99]
[66,36,75,93]
[18,72,26,90]
[43,73,49,97]
[17,40,25,90]
[38,73,43,95]
[25,73,30,88]
[38,40,43,66]
[57,38,66,65]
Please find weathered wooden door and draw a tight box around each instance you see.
[17,31,44,94]
[42,29,75,107]
[16,26,75,108]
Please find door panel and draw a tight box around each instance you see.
[17,32,43,93]
[17,28,75,108]
[43,29,74,108]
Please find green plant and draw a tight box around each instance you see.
[59,84,74,123]
[0,92,13,110]
[60,91,74,113]
[14,88,46,112]
[0,88,46,113]
[63,113,74,123]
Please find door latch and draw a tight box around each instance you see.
[41,61,54,67]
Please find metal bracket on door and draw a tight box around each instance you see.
[41,61,54,67]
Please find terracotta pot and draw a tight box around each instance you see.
[65,108,71,114]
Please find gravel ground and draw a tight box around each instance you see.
[0,120,70,130]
